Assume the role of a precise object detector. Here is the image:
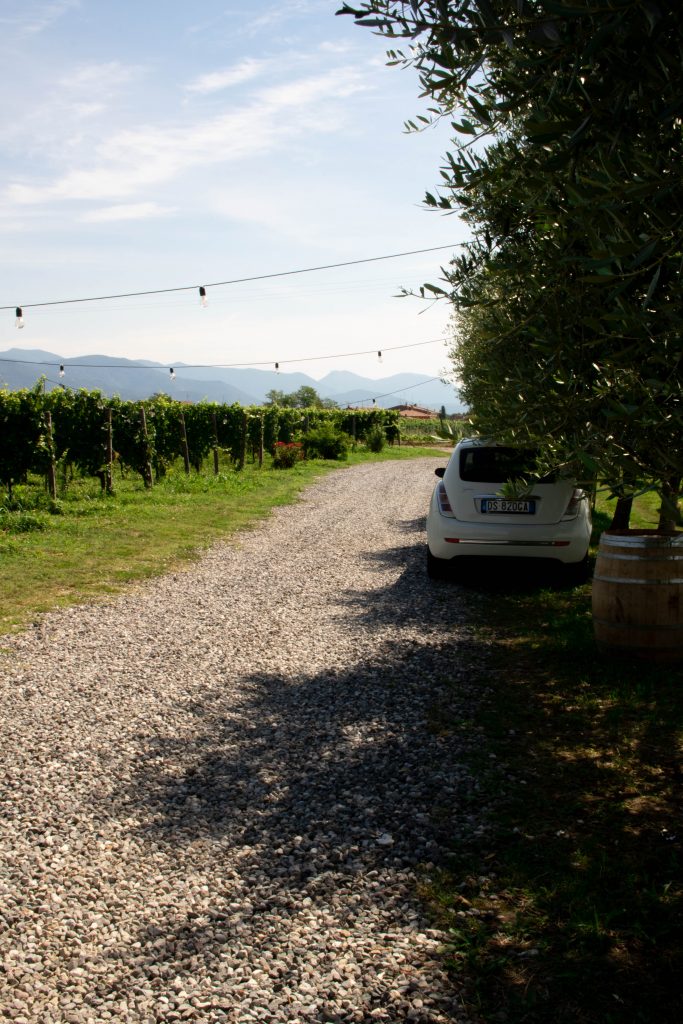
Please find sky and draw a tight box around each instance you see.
[0,0,470,386]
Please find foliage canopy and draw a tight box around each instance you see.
[339,0,683,524]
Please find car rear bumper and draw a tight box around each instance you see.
[427,508,591,564]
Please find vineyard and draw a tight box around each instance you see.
[0,385,405,498]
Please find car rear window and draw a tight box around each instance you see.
[459,447,539,483]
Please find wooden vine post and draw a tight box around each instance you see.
[138,404,154,488]
[179,408,191,475]
[237,410,248,471]
[105,407,114,493]
[258,414,265,468]
[211,411,220,475]
[45,410,57,500]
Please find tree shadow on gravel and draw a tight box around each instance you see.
[105,520,615,1022]
[396,515,429,535]
[324,520,683,1023]
[111,612,483,1021]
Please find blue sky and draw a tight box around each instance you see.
[0,0,468,383]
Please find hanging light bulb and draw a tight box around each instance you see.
[169,367,176,380]
[59,365,65,378]
[377,350,383,364]
[372,398,376,405]
[199,286,208,308]
[275,362,280,372]
[15,307,24,329]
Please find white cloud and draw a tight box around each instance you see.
[186,59,269,95]
[0,60,144,158]
[257,70,367,108]
[4,66,371,207]
[2,0,80,36]
[242,1,324,35]
[81,202,175,223]
[70,102,106,118]
[60,61,143,93]
[319,41,354,54]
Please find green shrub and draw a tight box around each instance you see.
[365,426,386,453]
[302,425,349,461]
[385,422,400,445]
[0,508,46,534]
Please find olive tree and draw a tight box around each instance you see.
[339,0,683,528]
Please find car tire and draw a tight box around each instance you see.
[563,555,590,586]
[427,546,453,580]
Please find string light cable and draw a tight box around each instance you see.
[2,243,462,317]
[2,244,462,403]
[0,337,446,371]
[350,375,447,407]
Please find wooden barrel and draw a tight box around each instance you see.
[592,530,683,662]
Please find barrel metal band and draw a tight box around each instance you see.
[593,573,683,585]
[601,534,683,550]
[598,552,683,563]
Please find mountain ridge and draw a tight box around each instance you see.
[0,348,465,413]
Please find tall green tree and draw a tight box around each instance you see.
[265,386,338,409]
[265,389,295,408]
[339,0,683,527]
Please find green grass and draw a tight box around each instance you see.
[595,485,662,530]
[0,445,441,635]
[424,488,683,1023]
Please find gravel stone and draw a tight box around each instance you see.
[0,459,488,1023]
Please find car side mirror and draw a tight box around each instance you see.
[434,467,445,478]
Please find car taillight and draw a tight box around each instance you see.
[437,481,456,517]
[562,487,585,519]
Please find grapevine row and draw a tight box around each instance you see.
[0,385,401,496]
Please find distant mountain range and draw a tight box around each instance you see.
[0,348,466,413]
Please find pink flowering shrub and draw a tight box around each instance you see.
[272,441,303,469]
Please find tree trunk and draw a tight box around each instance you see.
[657,476,681,534]
[609,495,633,531]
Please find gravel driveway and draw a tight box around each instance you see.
[1,459,488,1024]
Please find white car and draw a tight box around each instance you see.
[426,438,592,579]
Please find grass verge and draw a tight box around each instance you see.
[425,492,682,1023]
[0,446,441,636]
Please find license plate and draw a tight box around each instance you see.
[482,498,536,514]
